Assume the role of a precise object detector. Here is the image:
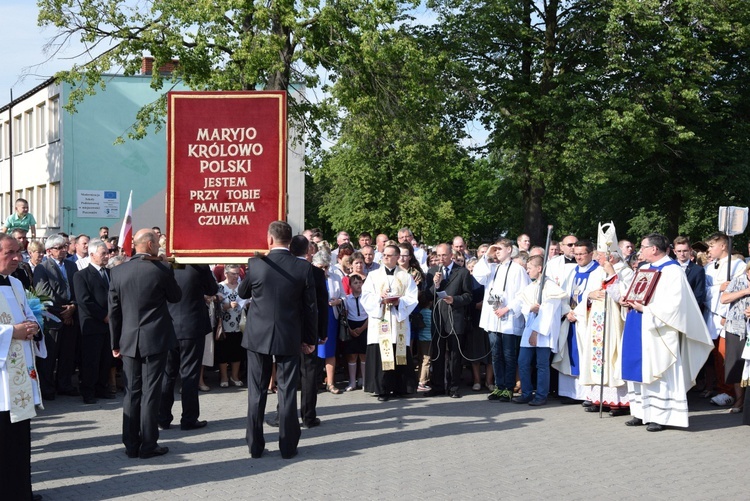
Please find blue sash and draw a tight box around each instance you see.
[620,260,679,382]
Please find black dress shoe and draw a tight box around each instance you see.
[584,405,607,413]
[448,389,461,398]
[58,388,80,397]
[32,493,43,501]
[625,417,643,427]
[96,392,118,399]
[609,408,629,417]
[377,394,390,402]
[582,400,593,407]
[512,396,533,404]
[281,449,298,459]
[139,446,169,459]
[158,423,171,430]
[180,420,207,430]
[646,422,664,432]
[559,396,582,405]
[125,449,139,459]
[265,416,280,427]
[302,418,321,428]
[83,397,98,404]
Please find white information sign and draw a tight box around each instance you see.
[77,190,120,218]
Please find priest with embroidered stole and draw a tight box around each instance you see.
[552,239,600,403]
[621,233,713,431]
[361,244,418,401]
[578,222,634,415]
[0,233,46,499]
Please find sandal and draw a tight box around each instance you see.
[326,383,342,395]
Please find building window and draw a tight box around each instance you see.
[0,123,3,161]
[1,121,8,160]
[24,187,35,216]
[24,109,34,151]
[3,193,10,221]
[49,96,60,142]
[36,103,46,147]
[49,182,60,228]
[13,115,21,154]
[37,185,47,228]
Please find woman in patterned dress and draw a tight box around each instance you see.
[216,265,247,387]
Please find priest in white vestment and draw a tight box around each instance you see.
[552,239,600,403]
[621,233,713,431]
[0,234,46,499]
[361,244,418,400]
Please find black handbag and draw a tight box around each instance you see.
[338,304,351,342]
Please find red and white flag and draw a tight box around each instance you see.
[118,191,133,256]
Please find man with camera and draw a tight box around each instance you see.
[473,239,530,402]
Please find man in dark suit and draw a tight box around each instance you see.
[33,233,80,399]
[159,264,218,430]
[74,239,116,404]
[673,236,706,311]
[239,221,318,459]
[424,243,474,398]
[291,236,328,428]
[109,229,182,459]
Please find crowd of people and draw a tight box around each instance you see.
[3,193,750,498]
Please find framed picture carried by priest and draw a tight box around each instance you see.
[624,268,661,305]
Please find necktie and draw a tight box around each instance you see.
[355,297,361,316]
[444,266,450,280]
[100,268,109,284]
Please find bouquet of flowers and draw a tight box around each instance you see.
[26,286,61,330]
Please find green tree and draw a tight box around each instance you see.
[426,0,613,244]
[310,20,475,243]
[566,0,750,241]
[37,0,409,143]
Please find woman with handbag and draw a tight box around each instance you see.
[216,265,247,388]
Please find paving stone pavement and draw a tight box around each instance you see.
[31,377,749,500]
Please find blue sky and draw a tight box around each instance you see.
[0,1,84,98]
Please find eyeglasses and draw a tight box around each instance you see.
[50,245,66,251]
[398,255,410,259]
[383,254,399,258]
[573,252,592,257]
[563,243,576,247]
[640,245,654,251]
[108,249,117,254]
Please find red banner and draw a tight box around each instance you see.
[166,91,287,261]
